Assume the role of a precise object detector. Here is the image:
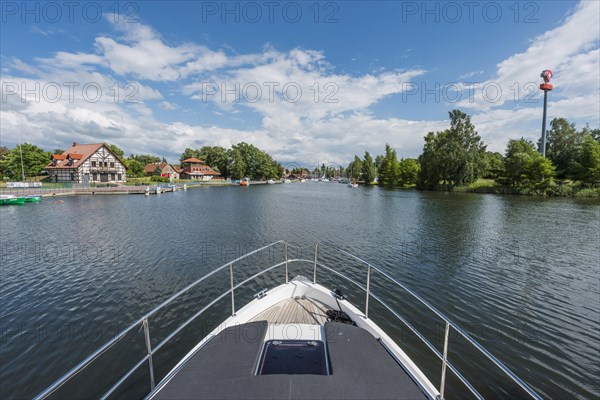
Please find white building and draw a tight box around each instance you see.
[47,143,127,184]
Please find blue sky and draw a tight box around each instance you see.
[1,1,598,166]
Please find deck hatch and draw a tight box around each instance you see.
[257,340,329,375]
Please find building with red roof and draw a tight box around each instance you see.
[144,162,180,180]
[46,142,127,183]
[181,158,220,181]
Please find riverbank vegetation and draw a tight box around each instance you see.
[0,141,283,182]
[347,110,600,197]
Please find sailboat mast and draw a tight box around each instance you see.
[19,142,25,181]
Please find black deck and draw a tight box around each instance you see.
[150,321,429,400]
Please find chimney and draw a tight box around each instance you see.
[73,142,78,147]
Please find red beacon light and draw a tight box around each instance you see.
[540,69,553,91]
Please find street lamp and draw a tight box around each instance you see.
[539,69,553,157]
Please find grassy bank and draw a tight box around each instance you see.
[431,179,600,198]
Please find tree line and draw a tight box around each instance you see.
[0,141,283,181]
[347,110,600,191]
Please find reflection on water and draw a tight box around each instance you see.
[1,185,598,399]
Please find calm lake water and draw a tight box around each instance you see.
[1,183,598,399]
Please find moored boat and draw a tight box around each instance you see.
[24,195,42,202]
[1,194,26,205]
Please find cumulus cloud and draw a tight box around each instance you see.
[1,3,598,164]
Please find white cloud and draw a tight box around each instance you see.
[457,1,599,111]
[1,3,598,165]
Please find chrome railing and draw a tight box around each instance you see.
[34,240,542,400]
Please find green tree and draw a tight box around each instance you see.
[502,138,555,186]
[0,143,50,180]
[378,144,400,186]
[106,143,124,158]
[361,152,376,184]
[227,147,247,180]
[126,159,146,177]
[482,151,504,179]
[129,154,161,165]
[180,148,202,163]
[575,134,600,185]
[347,155,363,180]
[418,110,486,188]
[52,148,65,155]
[398,158,420,186]
[199,146,229,177]
[545,118,585,178]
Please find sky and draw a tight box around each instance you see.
[1,0,599,168]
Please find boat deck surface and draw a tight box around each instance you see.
[249,297,330,325]
[150,320,429,400]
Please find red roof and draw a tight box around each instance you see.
[182,157,205,163]
[47,143,121,169]
[144,162,173,174]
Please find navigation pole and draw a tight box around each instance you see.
[539,69,554,157]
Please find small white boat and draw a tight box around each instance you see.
[284,179,291,183]
[348,183,359,188]
[267,179,275,184]
[35,242,542,400]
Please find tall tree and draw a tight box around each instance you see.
[106,143,124,158]
[348,155,363,180]
[378,144,400,186]
[482,151,504,179]
[575,134,600,185]
[398,158,420,186]
[126,159,146,177]
[180,148,202,163]
[418,110,486,188]
[361,152,376,184]
[199,146,229,177]
[0,144,50,180]
[128,154,161,165]
[502,138,555,186]
[545,118,584,178]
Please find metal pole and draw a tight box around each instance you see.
[230,263,235,316]
[142,319,155,391]
[365,264,371,318]
[284,242,289,284]
[541,90,548,157]
[439,321,450,399]
[313,243,319,283]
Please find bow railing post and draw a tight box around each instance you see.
[439,321,450,399]
[313,243,319,283]
[365,264,371,318]
[142,318,155,391]
[284,242,289,284]
[229,263,235,316]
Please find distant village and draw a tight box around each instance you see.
[47,142,219,184]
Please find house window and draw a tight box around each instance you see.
[104,161,109,167]
[117,174,122,181]
[91,161,97,167]
[93,173,98,180]
[110,162,115,168]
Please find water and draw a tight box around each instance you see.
[1,184,598,399]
